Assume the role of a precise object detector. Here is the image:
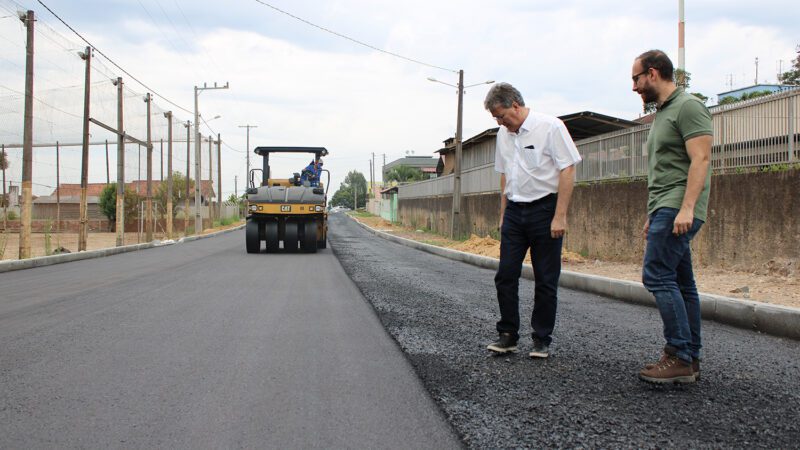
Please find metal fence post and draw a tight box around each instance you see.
[629,131,635,178]
[789,95,795,163]
[720,110,726,171]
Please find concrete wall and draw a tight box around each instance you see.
[397,169,799,272]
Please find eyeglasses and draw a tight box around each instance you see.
[632,68,650,83]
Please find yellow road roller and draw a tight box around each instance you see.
[245,146,329,253]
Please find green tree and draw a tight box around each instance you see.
[718,90,774,106]
[386,165,424,183]
[155,171,193,217]
[778,45,800,85]
[690,92,709,104]
[330,170,368,209]
[98,183,140,230]
[674,68,691,89]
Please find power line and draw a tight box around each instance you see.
[36,0,194,115]
[251,0,457,73]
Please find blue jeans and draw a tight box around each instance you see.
[495,195,562,345]
[642,207,704,364]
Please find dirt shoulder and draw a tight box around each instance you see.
[0,220,245,261]
[348,213,800,309]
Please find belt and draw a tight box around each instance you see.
[508,193,556,207]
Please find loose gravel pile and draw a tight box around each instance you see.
[328,214,800,449]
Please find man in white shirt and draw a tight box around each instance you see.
[484,83,582,358]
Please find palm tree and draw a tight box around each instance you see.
[386,165,424,183]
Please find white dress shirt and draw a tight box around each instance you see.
[494,110,582,202]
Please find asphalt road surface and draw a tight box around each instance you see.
[0,229,461,448]
[327,213,800,448]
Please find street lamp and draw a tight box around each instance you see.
[428,70,493,239]
[194,82,228,234]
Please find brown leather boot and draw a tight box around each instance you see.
[646,353,700,380]
[639,354,696,384]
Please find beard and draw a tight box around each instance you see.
[640,84,659,104]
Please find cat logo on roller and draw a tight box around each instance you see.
[245,146,329,254]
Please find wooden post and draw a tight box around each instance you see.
[208,135,213,226]
[1,144,6,231]
[105,139,110,184]
[56,142,60,234]
[217,133,222,221]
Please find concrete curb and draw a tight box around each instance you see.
[348,216,800,341]
[0,224,246,274]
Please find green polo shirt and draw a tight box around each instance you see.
[646,87,713,221]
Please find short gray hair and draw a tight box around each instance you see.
[484,82,525,110]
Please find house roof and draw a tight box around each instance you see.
[437,111,639,154]
[557,111,639,141]
[48,179,215,201]
[52,183,107,198]
[383,156,438,171]
[34,195,100,204]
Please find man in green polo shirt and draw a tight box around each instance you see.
[631,50,713,384]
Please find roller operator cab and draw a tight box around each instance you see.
[245,146,330,253]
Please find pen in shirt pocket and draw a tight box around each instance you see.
[524,144,535,149]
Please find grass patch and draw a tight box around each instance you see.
[349,210,375,218]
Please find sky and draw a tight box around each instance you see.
[0,0,797,199]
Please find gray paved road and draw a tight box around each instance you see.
[327,213,800,448]
[0,231,461,449]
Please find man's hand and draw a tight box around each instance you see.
[673,208,694,235]
[551,215,566,239]
[642,218,649,239]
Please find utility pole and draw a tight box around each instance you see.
[678,0,685,76]
[427,70,492,239]
[371,152,375,194]
[208,135,213,222]
[451,69,465,239]
[217,133,222,221]
[144,93,153,241]
[78,46,91,251]
[1,144,6,231]
[193,81,228,234]
[184,120,191,235]
[114,77,124,246]
[56,142,60,234]
[160,139,164,181]
[755,57,759,84]
[238,124,257,187]
[164,111,173,239]
[105,140,110,184]
[19,10,34,259]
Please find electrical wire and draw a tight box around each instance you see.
[251,0,457,73]
[36,0,194,115]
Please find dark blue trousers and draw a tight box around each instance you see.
[495,195,562,345]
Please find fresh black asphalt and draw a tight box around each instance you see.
[327,213,800,448]
[0,229,460,448]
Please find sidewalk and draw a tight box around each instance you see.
[348,213,799,309]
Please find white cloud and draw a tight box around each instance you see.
[0,0,797,198]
